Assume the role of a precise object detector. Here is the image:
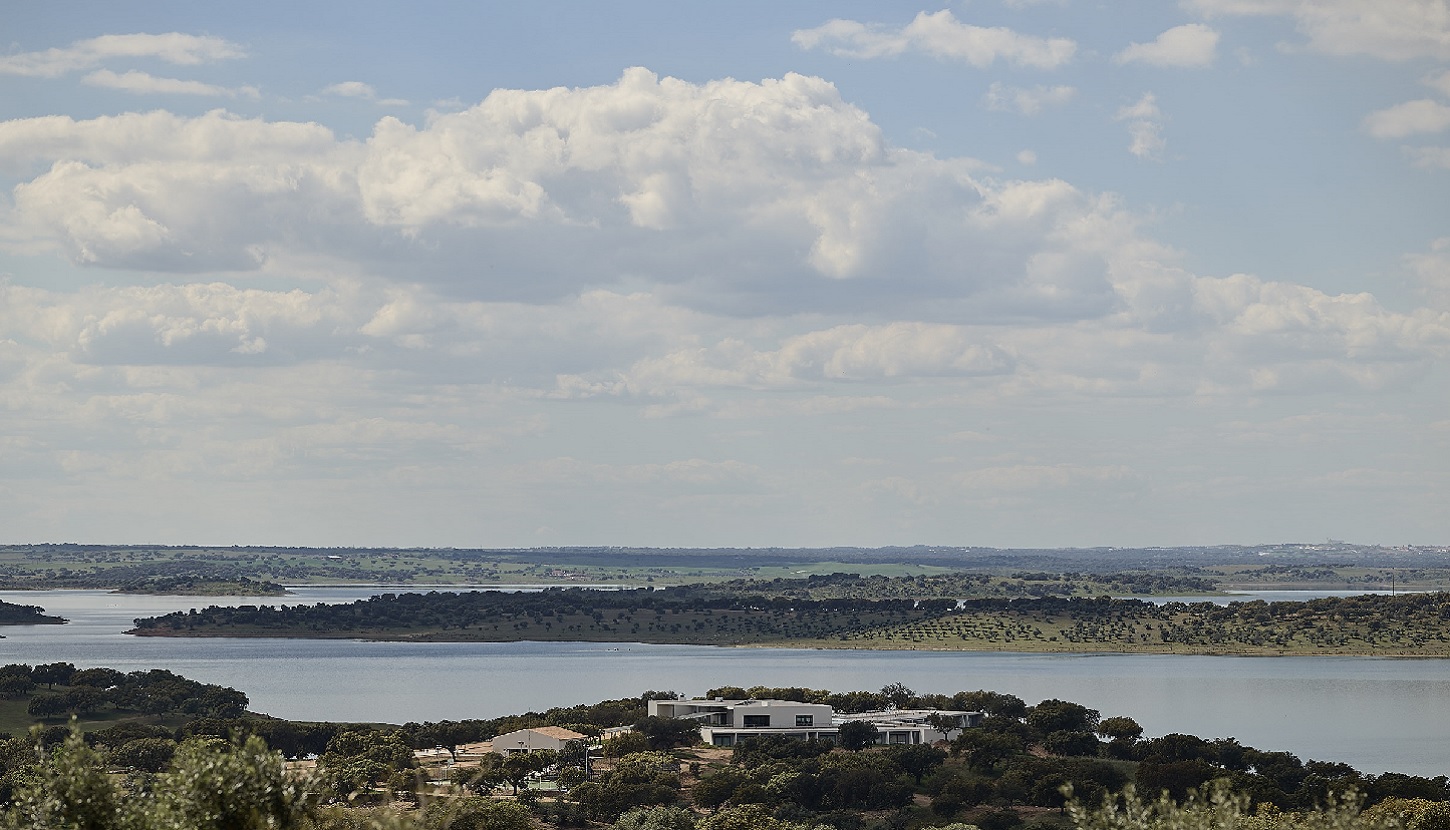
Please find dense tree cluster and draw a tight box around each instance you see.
[115,574,286,595]
[12,663,248,720]
[129,586,959,644]
[847,593,1450,655]
[0,601,63,625]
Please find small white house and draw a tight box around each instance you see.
[490,726,589,755]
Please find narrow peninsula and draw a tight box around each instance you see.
[0,600,65,626]
[127,580,1450,657]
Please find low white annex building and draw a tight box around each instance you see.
[842,709,982,745]
[490,726,589,754]
[647,698,982,747]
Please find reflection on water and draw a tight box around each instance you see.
[1,588,1447,777]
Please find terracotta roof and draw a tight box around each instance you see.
[527,726,588,740]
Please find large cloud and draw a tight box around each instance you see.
[0,110,364,270]
[1,70,1138,319]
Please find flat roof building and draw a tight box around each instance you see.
[647,698,983,748]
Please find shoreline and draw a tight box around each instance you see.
[123,628,1450,659]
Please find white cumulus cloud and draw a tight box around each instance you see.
[1114,23,1221,67]
[984,83,1077,115]
[1115,93,1167,159]
[792,10,1076,68]
[1363,99,1450,138]
[321,81,409,106]
[0,32,244,77]
[82,69,257,98]
[0,282,351,367]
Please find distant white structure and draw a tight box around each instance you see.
[647,698,982,747]
[840,709,981,744]
[490,726,589,754]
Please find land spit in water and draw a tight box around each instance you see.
[127,589,1450,658]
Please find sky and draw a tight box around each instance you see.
[1,1,1448,550]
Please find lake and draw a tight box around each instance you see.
[3,588,1448,777]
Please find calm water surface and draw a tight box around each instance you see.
[3,588,1448,777]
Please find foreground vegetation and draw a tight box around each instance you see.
[6,676,1450,830]
[129,585,1450,657]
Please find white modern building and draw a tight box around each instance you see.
[649,698,835,745]
[647,698,982,747]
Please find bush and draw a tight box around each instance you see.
[110,737,178,773]
[3,726,316,830]
[611,806,698,830]
[604,732,652,757]
[424,797,533,830]
[1066,782,1398,830]
[1043,730,1101,758]
[976,808,1024,830]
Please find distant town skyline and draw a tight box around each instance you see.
[1,1,1447,548]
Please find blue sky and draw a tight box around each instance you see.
[1,1,1448,548]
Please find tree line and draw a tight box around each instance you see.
[1,662,248,722]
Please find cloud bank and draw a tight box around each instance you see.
[1,51,1446,546]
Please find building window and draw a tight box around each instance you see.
[795,715,814,726]
[742,715,770,728]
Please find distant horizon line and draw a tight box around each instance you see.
[4,541,1447,553]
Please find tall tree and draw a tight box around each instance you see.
[837,720,879,751]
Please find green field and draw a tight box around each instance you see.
[7,542,1450,596]
[0,545,979,592]
[0,695,193,737]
